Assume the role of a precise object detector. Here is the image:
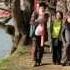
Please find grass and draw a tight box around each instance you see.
[0,46,30,70]
[0,45,68,70]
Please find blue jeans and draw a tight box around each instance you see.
[52,38,62,64]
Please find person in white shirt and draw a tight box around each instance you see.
[34,3,46,66]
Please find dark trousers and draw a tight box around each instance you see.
[34,36,44,63]
[52,38,62,64]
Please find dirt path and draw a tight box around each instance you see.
[1,46,70,70]
[10,47,70,70]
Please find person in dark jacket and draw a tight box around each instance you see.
[29,3,39,61]
[50,11,63,65]
[33,3,46,66]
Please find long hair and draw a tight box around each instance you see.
[56,11,63,20]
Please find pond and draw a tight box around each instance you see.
[0,26,13,59]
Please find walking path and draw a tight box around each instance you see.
[11,47,70,70]
[0,46,70,70]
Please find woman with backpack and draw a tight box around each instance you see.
[29,3,39,61]
[33,3,46,66]
[50,11,63,65]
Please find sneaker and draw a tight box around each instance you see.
[62,63,67,66]
[34,62,39,67]
[38,62,42,66]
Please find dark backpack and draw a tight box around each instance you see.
[29,11,38,38]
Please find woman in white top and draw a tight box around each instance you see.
[34,4,46,66]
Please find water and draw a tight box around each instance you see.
[0,2,15,59]
[0,27,13,59]
[0,18,16,59]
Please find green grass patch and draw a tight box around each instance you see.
[0,46,29,70]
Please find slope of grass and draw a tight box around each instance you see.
[0,46,30,70]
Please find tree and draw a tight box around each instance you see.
[11,0,32,53]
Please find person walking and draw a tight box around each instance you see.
[61,13,70,66]
[50,11,63,65]
[29,3,39,60]
[34,3,46,66]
